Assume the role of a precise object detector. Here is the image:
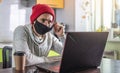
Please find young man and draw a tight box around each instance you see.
[13,4,65,65]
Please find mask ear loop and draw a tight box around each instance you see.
[50,21,56,29]
[33,20,36,25]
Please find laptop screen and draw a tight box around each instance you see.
[59,32,108,73]
[36,32,108,73]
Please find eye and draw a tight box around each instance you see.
[41,18,52,24]
[41,19,46,23]
[48,20,52,24]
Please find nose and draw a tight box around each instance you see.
[43,21,50,27]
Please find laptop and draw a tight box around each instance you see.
[36,32,109,73]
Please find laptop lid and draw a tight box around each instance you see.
[59,32,108,73]
[36,32,108,73]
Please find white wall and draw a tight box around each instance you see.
[56,0,93,32]
[0,0,87,42]
[0,0,12,42]
[0,0,32,42]
[56,0,75,32]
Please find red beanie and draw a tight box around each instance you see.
[30,4,55,24]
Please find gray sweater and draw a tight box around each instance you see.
[13,24,65,65]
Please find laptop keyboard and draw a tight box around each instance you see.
[36,61,60,73]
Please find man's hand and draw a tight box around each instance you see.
[53,22,65,37]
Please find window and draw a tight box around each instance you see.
[93,0,112,31]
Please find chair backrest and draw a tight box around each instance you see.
[2,46,12,68]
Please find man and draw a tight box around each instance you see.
[13,4,65,65]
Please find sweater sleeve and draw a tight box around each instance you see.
[51,34,66,55]
[13,26,47,66]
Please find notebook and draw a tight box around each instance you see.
[36,32,109,73]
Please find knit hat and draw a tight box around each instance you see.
[30,4,55,24]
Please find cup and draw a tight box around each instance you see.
[14,51,26,70]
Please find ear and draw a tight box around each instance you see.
[34,21,36,24]
[32,20,36,25]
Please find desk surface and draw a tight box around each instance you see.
[0,66,100,73]
[0,58,120,73]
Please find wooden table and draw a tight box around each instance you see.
[0,58,120,73]
[0,66,100,73]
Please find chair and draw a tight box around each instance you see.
[2,46,12,68]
